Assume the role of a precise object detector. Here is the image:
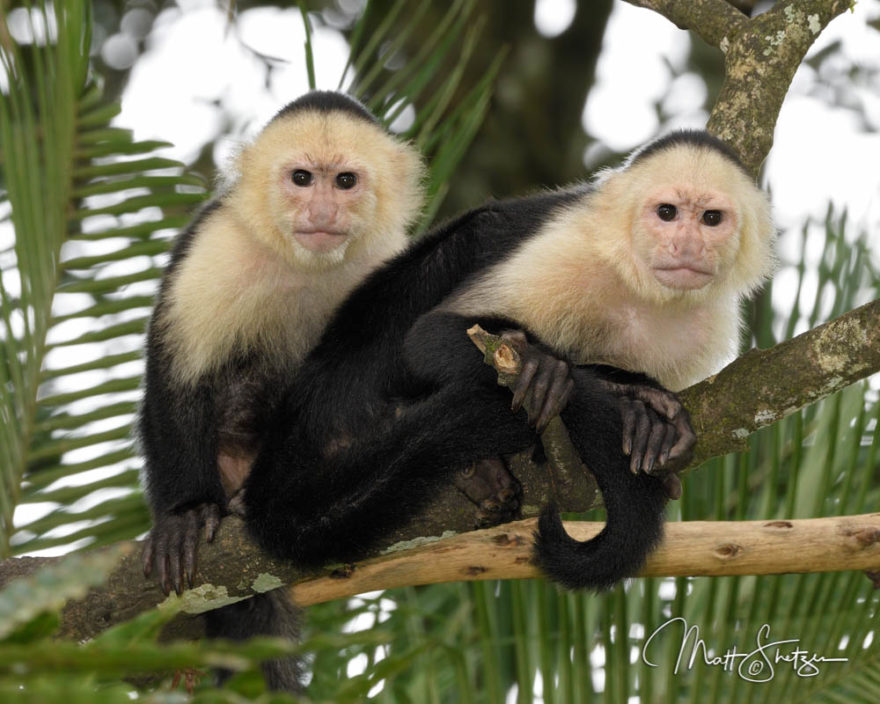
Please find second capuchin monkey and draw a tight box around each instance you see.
[243,130,775,591]
[139,91,425,691]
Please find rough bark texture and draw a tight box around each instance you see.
[626,0,852,174]
[291,513,880,605]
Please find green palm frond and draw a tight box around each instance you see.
[335,0,503,228]
[1,0,209,556]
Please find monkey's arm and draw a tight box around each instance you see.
[406,310,675,590]
[139,343,225,595]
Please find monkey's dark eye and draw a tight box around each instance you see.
[291,169,312,187]
[657,204,677,221]
[336,172,358,190]
[702,210,723,226]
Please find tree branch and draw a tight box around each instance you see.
[626,0,852,174]
[291,513,880,606]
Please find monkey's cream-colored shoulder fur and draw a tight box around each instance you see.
[158,205,392,386]
[448,200,745,392]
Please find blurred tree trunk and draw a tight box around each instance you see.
[356,0,614,215]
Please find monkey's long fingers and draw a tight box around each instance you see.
[666,412,697,466]
[659,423,677,467]
[142,535,155,579]
[202,503,221,542]
[641,415,668,475]
[628,400,651,473]
[536,376,574,433]
[511,357,539,412]
[166,522,185,596]
[183,510,200,589]
[153,530,172,596]
[169,541,184,596]
[533,361,574,433]
[631,386,684,421]
[621,399,636,456]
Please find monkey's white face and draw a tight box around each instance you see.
[637,186,739,292]
[232,110,423,273]
[272,160,372,267]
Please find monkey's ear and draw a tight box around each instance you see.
[382,141,427,230]
[731,181,777,294]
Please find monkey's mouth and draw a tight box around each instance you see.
[651,266,714,290]
[294,230,349,253]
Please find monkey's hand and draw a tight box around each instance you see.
[142,502,222,595]
[502,330,575,434]
[597,378,695,493]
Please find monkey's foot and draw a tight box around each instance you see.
[142,502,223,595]
[501,330,575,433]
[454,457,522,527]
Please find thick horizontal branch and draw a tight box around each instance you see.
[292,513,880,605]
[679,298,880,463]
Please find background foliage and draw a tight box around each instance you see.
[0,0,878,701]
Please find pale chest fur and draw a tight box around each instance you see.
[567,295,738,391]
[159,215,379,384]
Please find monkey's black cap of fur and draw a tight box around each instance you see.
[628,129,749,175]
[272,90,378,126]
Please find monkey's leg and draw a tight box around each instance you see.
[245,377,538,566]
[410,316,573,528]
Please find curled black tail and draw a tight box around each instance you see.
[534,468,667,590]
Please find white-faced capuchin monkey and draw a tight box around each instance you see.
[139,91,425,691]
[242,130,775,592]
